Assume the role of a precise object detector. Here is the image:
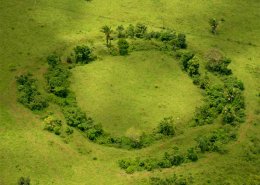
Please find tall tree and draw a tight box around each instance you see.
[101,25,113,47]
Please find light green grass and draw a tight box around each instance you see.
[0,0,259,185]
[71,51,202,135]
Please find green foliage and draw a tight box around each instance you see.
[135,23,147,38]
[157,117,176,136]
[126,24,135,38]
[18,177,30,185]
[186,148,198,161]
[101,25,113,47]
[196,127,236,153]
[159,30,176,42]
[180,51,195,71]
[47,54,60,67]
[175,33,187,49]
[16,74,48,111]
[74,45,95,64]
[116,25,125,38]
[206,57,232,75]
[65,127,74,135]
[118,147,196,173]
[43,115,62,135]
[117,38,129,55]
[209,18,219,34]
[187,57,200,77]
[45,65,71,98]
[150,174,191,185]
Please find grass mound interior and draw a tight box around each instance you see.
[71,51,203,135]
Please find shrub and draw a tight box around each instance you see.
[186,148,198,161]
[18,177,30,185]
[157,117,176,136]
[47,54,60,67]
[187,57,200,77]
[126,24,135,38]
[181,51,195,71]
[43,115,62,135]
[117,38,129,55]
[16,74,48,111]
[150,174,190,185]
[175,33,187,49]
[135,23,147,38]
[74,45,95,64]
[206,57,232,75]
[159,30,176,42]
[65,127,74,135]
[45,65,70,98]
[116,25,125,38]
[196,127,236,153]
[209,18,219,34]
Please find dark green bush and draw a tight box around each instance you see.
[45,65,70,98]
[186,148,198,161]
[118,38,129,55]
[74,45,96,64]
[18,177,30,185]
[16,74,48,111]
[206,57,232,75]
[180,52,195,71]
[116,25,126,38]
[150,174,190,185]
[187,57,200,77]
[175,33,187,49]
[126,24,135,38]
[44,117,62,135]
[135,23,147,38]
[159,30,176,42]
[157,117,176,136]
[47,54,60,67]
[196,127,236,153]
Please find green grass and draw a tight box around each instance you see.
[0,0,259,185]
[71,51,202,135]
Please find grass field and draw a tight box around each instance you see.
[71,51,203,135]
[0,0,259,185]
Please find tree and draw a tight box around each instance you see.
[209,18,219,34]
[126,24,135,38]
[117,39,129,55]
[116,25,125,38]
[74,45,95,64]
[101,25,113,47]
[135,23,147,38]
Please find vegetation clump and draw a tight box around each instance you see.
[16,74,48,111]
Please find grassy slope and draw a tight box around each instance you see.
[0,0,259,184]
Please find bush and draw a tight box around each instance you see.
[74,45,96,64]
[150,174,190,185]
[175,33,187,49]
[45,65,70,98]
[180,51,195,71]
[206,57,232,75]
[116,25,126,38]
[117,39,129,55]
[126,24,135,38]
[135,23,147,38]
[159,30,176,42]
[187,57,200,77]
[196,127,236,153]
[186,148,198,161]
[47,54,60,67]
[16,74,48,111]
[18,177,30,185]
[157,117,176,136]
[43,115,62,135]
